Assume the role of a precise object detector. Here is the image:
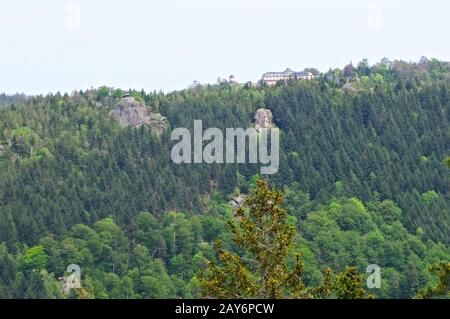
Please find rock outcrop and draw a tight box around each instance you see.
[109,95,168,135]
[0,144,4,156]
[342,83,357,93]
[254,108,274,132]
[229,194,245,209]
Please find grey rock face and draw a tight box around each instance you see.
[109,96,168,135]
[229,194,245,209]
[342,83,357,93]
[0,144,4,156]
[254,108,274,132]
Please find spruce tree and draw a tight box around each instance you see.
[199,179,306,298]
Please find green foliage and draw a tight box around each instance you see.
[97,86,111,100]
[414,262,450,299]
[22,245,48,272]
[131,91,145,103]
[420,190,439,205]
[299,197,449,298]
[334,267,370,299]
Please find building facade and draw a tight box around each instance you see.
[262,68,314,86]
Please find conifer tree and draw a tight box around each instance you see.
[199,179,306,298]
[334,267,371,299]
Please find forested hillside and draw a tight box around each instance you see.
[0,58,449,298]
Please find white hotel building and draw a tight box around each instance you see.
[262,68,314,86]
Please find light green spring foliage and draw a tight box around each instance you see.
[22,245,48,272]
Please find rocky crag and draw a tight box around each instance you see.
[109,95,168,135]
[254,108,274,132]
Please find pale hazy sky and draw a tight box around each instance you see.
[1,0,449,95]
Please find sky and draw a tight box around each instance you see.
[1,0,449,95]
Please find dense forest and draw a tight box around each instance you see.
[0,58,449,298]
